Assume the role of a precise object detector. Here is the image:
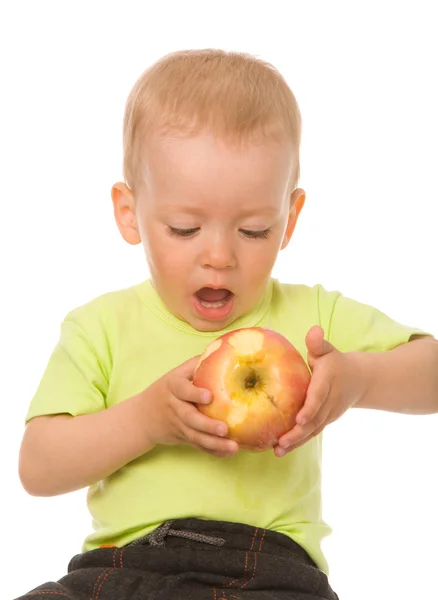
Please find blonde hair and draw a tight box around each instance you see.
[123,49,302,192]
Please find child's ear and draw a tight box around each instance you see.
[111,182,142,245]
[281,188,306,250]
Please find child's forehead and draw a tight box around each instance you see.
[144,129,292,160]
[139,131,295,195]
[146,177,288,221]
[157,200,283,217]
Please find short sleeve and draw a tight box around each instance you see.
[25,314,109,423]
[317,287,432,353]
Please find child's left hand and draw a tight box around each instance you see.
[274,325,367,457]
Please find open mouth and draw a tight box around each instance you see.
[195,288,233,307]
[193,288,235,320]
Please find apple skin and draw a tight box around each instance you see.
[193,327,310,451]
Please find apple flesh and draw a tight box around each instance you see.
[193,327,310,450]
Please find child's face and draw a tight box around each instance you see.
[113,132,304,332]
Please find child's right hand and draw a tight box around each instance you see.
[19,356,238,497]
[142,356,239,457]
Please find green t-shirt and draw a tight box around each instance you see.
[26,278,425,573]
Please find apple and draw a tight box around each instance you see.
[193,327,310,450]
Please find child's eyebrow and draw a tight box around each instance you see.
[160,205,281,216]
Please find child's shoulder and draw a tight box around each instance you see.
[272,278,393,328]
[62,280,149,331]
[272,278,341,307]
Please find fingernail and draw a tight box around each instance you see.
[281,441,290,449]
[201,391,211,403]
[216,425,227,436]
[297,416,307,426]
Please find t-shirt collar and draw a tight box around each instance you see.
[136,278,274,337]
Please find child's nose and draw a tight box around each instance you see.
[200,234,237,270]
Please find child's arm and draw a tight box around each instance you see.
[352,335,438,413]
[19,356,237,497]
[274,327,438,456]
[20,396,154,496]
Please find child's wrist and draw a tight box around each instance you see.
[348,351,376,409]
[125,390,158,454]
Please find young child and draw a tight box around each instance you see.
[16,49,437,600]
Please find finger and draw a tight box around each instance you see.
[169,376,212,405]
[277,423,308,451]
[274,422,326,457]
[305,326,335,367]
[295,379,331,426]
[182,426,239,455]
[290,421,327,451]
[193,443,239,458]
[178,402,229,437]
[172,355,203,380]
[279,404,331,449]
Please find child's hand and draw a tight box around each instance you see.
[274,326,366,457]
[143,356,239,457]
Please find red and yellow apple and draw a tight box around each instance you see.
[193,327,310,450]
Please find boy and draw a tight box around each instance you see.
[16,49,437,599]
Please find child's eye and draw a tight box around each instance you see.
[166,226,200,237]
[165,226,272,239]
[240,228,272,239]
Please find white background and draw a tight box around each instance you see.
[1,2,437,599]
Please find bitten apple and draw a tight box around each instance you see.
[193,327,310,450]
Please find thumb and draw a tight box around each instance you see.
[173,354,203,380]
[305,326,335,363]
